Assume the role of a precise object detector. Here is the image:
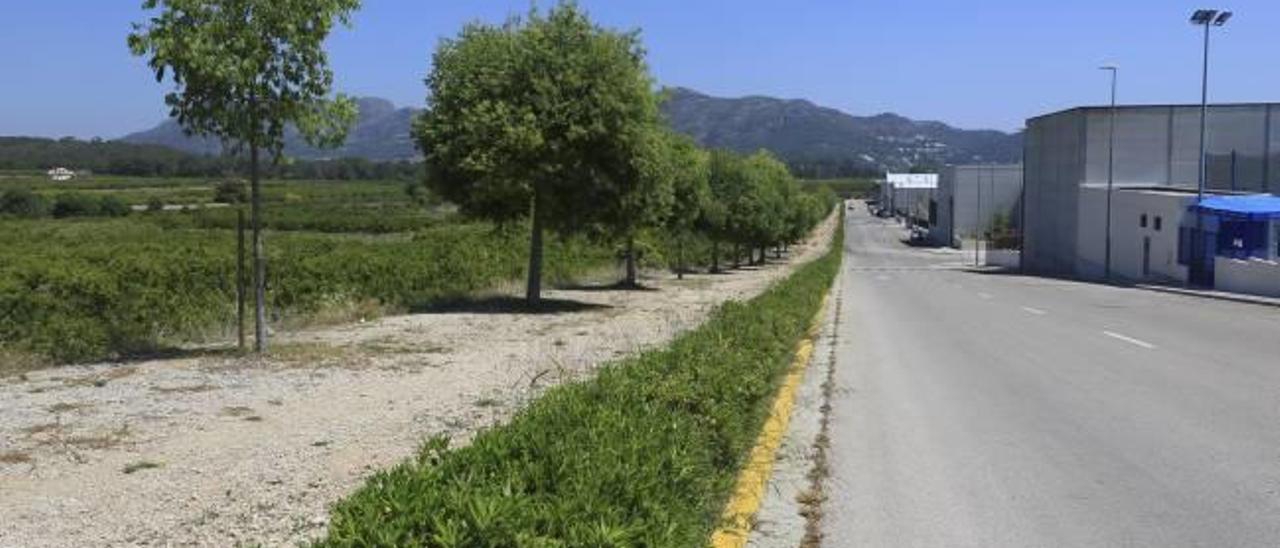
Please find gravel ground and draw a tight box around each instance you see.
[0,214,835,548]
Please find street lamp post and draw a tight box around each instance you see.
[1191,9,1232,202]
[1100,65,1118,281]
[1189,9,1231,287]
[975,167,983,267]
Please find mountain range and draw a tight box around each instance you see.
[120,89,1022,177]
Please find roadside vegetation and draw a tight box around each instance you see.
[317,215,843,547]
[1,2,835,367]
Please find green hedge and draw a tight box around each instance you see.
[316,217,843,547]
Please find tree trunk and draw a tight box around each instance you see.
[250,145,268,353]
[526,194,544,307]
[733,244,741,269]
[775,244,782,259]
[677,234,685,280]
[624,236,638,288]
[711,240,720,273]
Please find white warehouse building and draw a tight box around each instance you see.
[880,173,938,226]
[930,164,1023,248]
[1023,104,1280,297]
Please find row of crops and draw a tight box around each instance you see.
[0,213,617,363]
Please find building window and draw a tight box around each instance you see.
[1154,216,1163,231]
[1140,214,1148,228]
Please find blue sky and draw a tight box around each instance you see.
[2,1,1276,139]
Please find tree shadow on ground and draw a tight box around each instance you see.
[409,295,613,315]
[556,280,661,292]
[103,346,245,367]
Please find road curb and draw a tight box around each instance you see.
[1135,284,1280,309]
[710,293,831,548]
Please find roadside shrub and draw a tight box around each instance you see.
[316,219,844,547]
[146,196,165,212]
[99,196,132,217]
[0,188,48,218]
[213,179,248,204]
[51,193,102,218]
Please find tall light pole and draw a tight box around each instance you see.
[1100,64,1118,281]
[975,166,983,266]
[1191,9,1232,202]
[1189,9,1231,287]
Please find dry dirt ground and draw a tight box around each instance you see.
[0,214,835,547]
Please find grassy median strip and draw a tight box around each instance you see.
[317,221,843,548]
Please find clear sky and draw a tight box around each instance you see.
[2,1,1276,139]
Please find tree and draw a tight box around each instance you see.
[416,2,658,305]
[706,150,750,270]
[130,0,360,352]
[663,134,711,279]
[606,126,676,288]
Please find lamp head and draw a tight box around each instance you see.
[1190,9,1218,25]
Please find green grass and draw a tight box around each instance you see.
[315,217,843,547]
[122,460,163,474]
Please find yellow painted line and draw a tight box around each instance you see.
[710,296,828,548]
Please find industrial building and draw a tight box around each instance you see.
[879,173,938,226]
[1023,104,1280,296]
[930,164,1023,248]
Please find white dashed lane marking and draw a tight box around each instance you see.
[1103,331,1156,350]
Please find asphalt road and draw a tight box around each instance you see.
[823,204,1280,547]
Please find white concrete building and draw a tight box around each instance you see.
[880,173,938,225]
[47,167,75,181]
[931,164,1022,248]
[1024,104,1280,298]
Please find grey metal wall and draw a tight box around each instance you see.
[894,187,935,221]
[933,165,1023,247]
[1024,110,1085,275]
[1080,105,1279,192]
[1024,103,1280,277]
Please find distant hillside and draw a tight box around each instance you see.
[660,88,1021,178]
[119,90,1021,177]
[0,136,201,174]
[0,136,418,180]
[120,97,420,161]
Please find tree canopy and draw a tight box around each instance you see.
[128,0,361,158]
[415,1,660,302]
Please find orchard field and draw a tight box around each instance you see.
[0,172,624,365]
